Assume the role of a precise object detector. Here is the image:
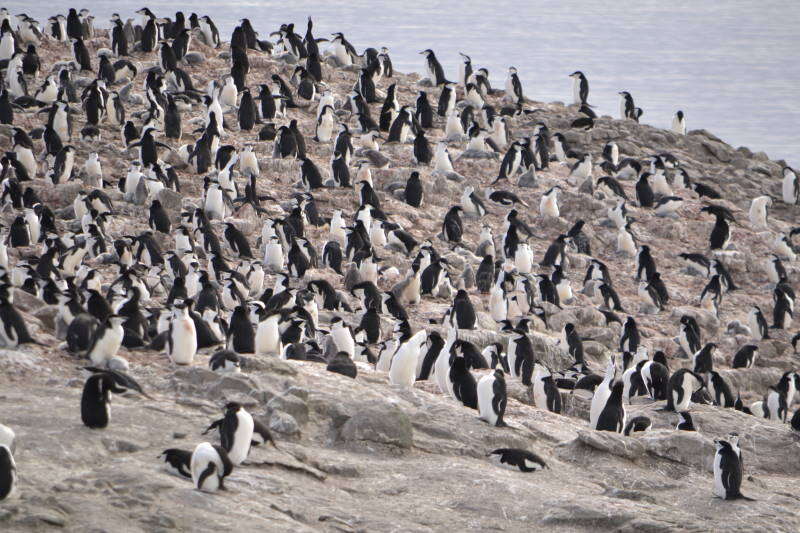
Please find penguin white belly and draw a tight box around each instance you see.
[556,281,573,303]
[370,227,387,248]
[360,262,378,285]
[14,147,36,178]
[506,338,519,379]
[316,118,334,142]
[375,340,396,372]
[0,36,13,60]
[191,443,222,493]
[674,374,694,411]
[255,317,281,356]
[765,392,781,420]
[782,176,797,204]
[617,230,636,256]
[749,202,768,229]
[444,114,462,139]
[334,44,351,66]
[532,377,548,410]
[53,113,69,140]
[589,380,612,429]
[514,246,532,274]
[652,174,672,196]
[90,327,123,366]
[489,286,507,323]
[264,242,284,271]
[477,374,498,425]
[204,189,225,220]
[606,210,623,229]
[332,328,355,358]
[540,196,559,218]
[228,411,254,465]
[168,317,197,365]
[712,451,726,498]
[433,349,451,394]
[389,342,420,389]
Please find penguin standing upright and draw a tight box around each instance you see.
[448,353,478,408]
[219,402,254,466]
[569,71,589,105]
[86,315,126,366]
[80,370,129,428]
[477,368,507,426]
[167,302,197,365]
[781,167,798,205]
[666,369,705,411]
[589,357,616,429]
[227,305,255,354]
[671,110,686,135]
[389,329,428,388]
[531,363,562,413]
[420,49,446,86]
[595,380,626,433]
[713,439,753,500]
[442,206,464,244]
[450,289,476,329]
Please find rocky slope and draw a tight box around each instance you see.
[1,16,800,532]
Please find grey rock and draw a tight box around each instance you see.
[156,188,182,212]
[13,289,47,313]
[640,431,713,470]
[209,374,262,399]
[517,168,537,188]
[268,411,300,435]
[267,393,309,425]
[339,404,413,449]
[183,52,205,65]
[102,438,142,453]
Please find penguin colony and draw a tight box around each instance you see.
[0,7,798,509]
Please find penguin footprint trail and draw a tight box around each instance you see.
[0,6,798,529]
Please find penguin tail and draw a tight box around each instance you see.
[730,493,756,501]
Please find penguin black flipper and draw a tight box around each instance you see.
[83,367,151,399]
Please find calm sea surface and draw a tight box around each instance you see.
[9,1,799,165]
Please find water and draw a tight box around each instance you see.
[10,1,799,165]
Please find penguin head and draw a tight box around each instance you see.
[224,401,243,414]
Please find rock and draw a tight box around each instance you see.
[209,374,262,399]
[102,438,143,453]
[156,188,182,212]
[542,503,634,529]
[267,393,309,425]
[33,305,58,332]
[669,307,719,334]
[173,366,219,387]
[268,411,300,435]
[640,431,713,469]
[37,182,84,207]
[572,430,646,460]
[517,168,537,188]
[183,52,205,65]
[339,404,413,449]
[12,289,46,313]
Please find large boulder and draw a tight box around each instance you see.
[338,404,413,449]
